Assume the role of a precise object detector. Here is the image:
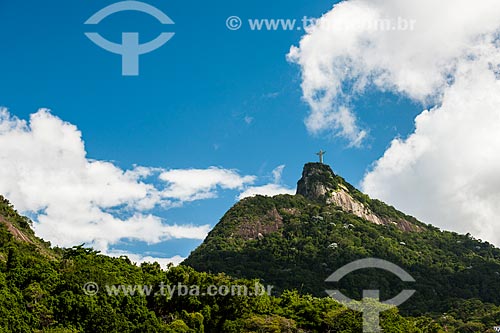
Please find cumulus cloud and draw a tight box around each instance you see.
[0,109,255,259]
[362,50,500,244]
[288,0,500,145]
[238,165,295,200]
[132,254,185,267]
[290,0,500,245]
[106,249,186,267]
[160,167,255,202]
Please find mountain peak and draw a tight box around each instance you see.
[184,164,500,318]
[296,162,339,202]
[296,163,421,231]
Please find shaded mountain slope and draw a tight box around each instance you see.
[184,163,500,315]
[0,183,499,331]
[0,195,448,332]
[0,196,55,260]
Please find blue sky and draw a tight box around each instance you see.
[0,0,432,262]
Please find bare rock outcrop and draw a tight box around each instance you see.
[297,163,421,232]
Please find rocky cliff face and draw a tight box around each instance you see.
[0,196,54,257]
[297,163,420,231]
[296,163,337,201]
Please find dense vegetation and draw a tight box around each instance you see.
[2,165,500,333]
[185,165,500,324]
[0,196,446,332]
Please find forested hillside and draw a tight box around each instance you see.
[0,195,442,332]
[1,170,500,332]
[185,164,500,321]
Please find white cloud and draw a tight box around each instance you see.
[263,92,280,99]
[133,254,185,267]
[238,184,295,200]
[288,0,500,244]
[106,249,185,267]
[238,165,295,200]
[160,167,255,202]
[288,0,500,146]
[272,165,286,183]
[362,49,500,244]
[0,109,254,253]
[244,116,254,125]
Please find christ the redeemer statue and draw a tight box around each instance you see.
[316,150,326,164]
